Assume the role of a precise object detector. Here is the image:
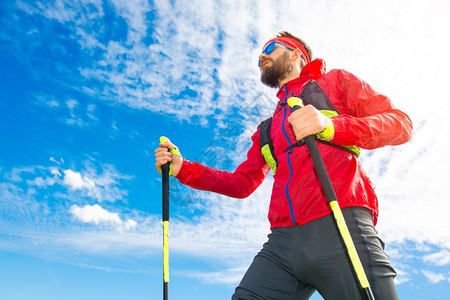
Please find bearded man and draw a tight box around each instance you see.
[155,31,413,299]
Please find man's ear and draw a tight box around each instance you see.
[291,49,303,64]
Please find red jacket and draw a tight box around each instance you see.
[176,59,413,228]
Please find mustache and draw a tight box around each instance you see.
[260,58,274,68]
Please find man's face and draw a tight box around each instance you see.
[260,50,292,89]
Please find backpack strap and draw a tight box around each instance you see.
[258,117,278,174]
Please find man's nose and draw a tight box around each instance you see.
[259,53,267,62]
[258,53,269,67]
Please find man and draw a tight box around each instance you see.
[155,31,412,299]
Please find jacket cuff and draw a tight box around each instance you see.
[316,117,335,141]
[174,159,192,182]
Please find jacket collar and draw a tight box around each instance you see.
[276,59,326,101]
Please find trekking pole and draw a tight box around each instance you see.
[160,136,171,300]
[287,98,375,300]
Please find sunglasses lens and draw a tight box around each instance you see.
[258,41,277,67]
[264,42,276,55]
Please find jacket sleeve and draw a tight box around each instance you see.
[323,69,413,149]
[175,128,271,199]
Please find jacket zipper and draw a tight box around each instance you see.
[281,86,297,225]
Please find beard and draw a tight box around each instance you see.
[260,52,292,88]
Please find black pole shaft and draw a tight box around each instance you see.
[162,163,170,222]
[302,135,337,203]
[161,163,170,300]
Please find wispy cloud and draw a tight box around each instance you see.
[0,158,132,227]
[360,115,450,283]
[13,0,270,125]
[0,158,151,269]
[421,270,447,284]
[423,251,450,267]
[177,267,248,285]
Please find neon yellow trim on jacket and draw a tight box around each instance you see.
[261,144,277,175]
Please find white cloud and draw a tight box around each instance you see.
[110,0,150,42]
[86,104,97,121]
[70,204,121,225]
[423,251,450,267]
[0,160,141,267]
[63,169,96,190]
[32,92,98,127]
[178,267,247,285]
[22,0,262,124]
[123,219,137,230]
[393,267,412,285]
[50,167,61,176]
[34,94,60,108]
[361,116,450,283]
[0,161,131,229]
[69,204,137,230]
[2,163,130,206]
[26,176,57,188]
[66,99,78,110]
[62,165,130,202]
[421,270,446,284]
[5,166,37,182]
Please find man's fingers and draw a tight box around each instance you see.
[159,140,174,149]
[155,148,172,164]
[288,104,327,141]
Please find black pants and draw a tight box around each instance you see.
[232,207,398,300]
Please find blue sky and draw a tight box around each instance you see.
[1,0,449,299]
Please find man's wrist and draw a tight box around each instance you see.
[317,117,335,141]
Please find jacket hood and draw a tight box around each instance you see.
[300,58,326,80]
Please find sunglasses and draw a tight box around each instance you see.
[258,41,294,67]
